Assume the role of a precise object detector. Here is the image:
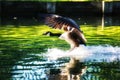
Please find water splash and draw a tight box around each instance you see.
[45,45,120,62]
[12,45,120,80]
[45,45,89,60]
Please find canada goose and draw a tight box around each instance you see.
[37,14,87,51]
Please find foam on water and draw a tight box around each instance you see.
[45,45,120,62]
[12,45,120,79]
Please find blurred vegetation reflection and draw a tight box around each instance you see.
[0,16,120,80]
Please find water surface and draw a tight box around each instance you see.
[0,16,120,80]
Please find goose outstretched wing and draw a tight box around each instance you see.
[38,14,80,31]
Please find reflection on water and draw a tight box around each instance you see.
[11,45,120,80]
[1,16,120,26]
[0,16,120,80]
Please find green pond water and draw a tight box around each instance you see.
[0,16,120,80]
